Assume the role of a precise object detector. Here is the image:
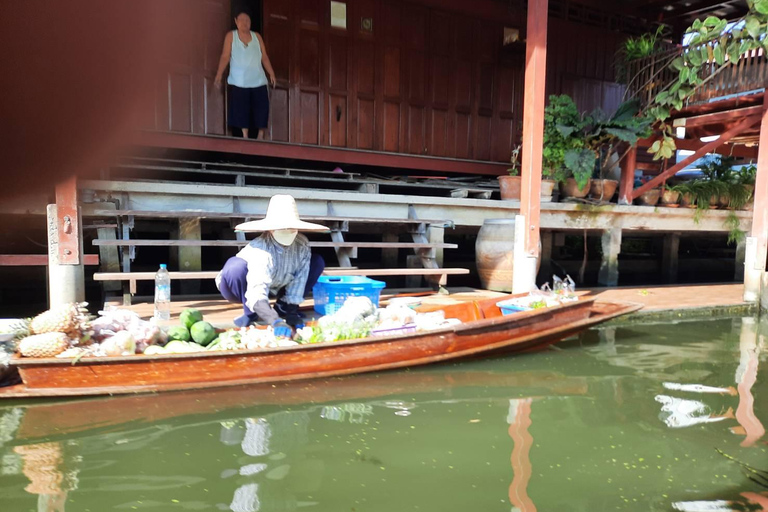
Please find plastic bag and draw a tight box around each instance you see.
[92,308,167,353]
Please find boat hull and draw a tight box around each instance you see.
[3,299,640,398]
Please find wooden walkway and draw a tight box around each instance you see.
[113,283,752,328]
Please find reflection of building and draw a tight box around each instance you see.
[507,398,536,512]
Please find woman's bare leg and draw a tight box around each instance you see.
[258,129,266,140]
[242,128,249,138]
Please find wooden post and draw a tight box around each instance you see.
[539,231,553,284]
[48,177,84,306]
[744,91,768,302]
[597,228,622,287]
[514,0,548,294]
[619,147,636,205]
[179,218,202,295]
[427,225,445,267]
[662,233,680,283]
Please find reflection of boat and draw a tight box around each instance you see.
[0,296,640,399]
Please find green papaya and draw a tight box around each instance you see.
[180,309,204,330]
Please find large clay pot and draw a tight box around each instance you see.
[498,175,521,200]
[475,218,540,292]
[541,179,556,203]
[559,178,591,199]
[680,192,696,208]
[588,179,618,202]
[660,188,680,207]
[636,188,660,206]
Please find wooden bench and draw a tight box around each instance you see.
[93,267,470,304]
[0,254,100,266]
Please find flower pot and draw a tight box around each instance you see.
[559,178,591,199]
[660,189,680,207]
[680,192,696,208]
[635,188,660,206]
[476,218,540,292]
[708,194,720,209]
[541,179,556,203]
[498,175,521,200]
[588,179,618,202]
[718,195,731,209]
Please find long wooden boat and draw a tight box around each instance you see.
[0,295,641,399]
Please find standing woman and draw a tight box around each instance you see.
[214,11,276,139]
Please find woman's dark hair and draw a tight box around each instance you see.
[234,10,250,19]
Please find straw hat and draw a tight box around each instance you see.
[235,195,329,232]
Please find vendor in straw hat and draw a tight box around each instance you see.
[216,195,328,335]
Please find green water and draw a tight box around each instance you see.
[0,317,766,511]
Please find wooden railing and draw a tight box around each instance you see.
[626,40,768,110]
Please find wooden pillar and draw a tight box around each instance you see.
[539,231,553,284]
[597,228,622,287]
[618,147,637,205]
[744,91,768,302]
[513,0,548,294]
[662,233,680,283]
[178,218,202,295]
[48,177,85,306]
[427,226,445,267]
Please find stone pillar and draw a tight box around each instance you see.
[735,237,747,282]
[178,218,201,295]
[598,228,622,287]
[662,233,680,283]
[47,204,85,306]
[512,215,539,294]
[744,237,762,303]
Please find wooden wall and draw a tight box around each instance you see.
[144,0,626,165]
[263,0,528,163]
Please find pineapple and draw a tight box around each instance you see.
[30,303,92,343]
[18,333,70,358]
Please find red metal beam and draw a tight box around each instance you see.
[137,131,509,177]
[520,0,548,256]
[749,93,768,272]
[0,254,99,266]
[619,147,637,205]
[55,176,81,265]
[632,115,762,200]
[674,139,759,158]
[673,106,763,128]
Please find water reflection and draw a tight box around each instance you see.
[0,315,765,511]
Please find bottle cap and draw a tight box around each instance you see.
[160,264,167,269]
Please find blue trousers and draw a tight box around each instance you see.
[218,253,325,316]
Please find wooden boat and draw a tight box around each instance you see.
[0,295,641,399]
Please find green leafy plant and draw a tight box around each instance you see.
[556,98,653,189]
[736,163,757,185]
[617,25,668,83]
[507,144,521,176]
[638,3,768,160]
[543,95,586,183]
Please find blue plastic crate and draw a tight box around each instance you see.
[312,276,386,315]
[496,299,532,316]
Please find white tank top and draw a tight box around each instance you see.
[228,30,268,88]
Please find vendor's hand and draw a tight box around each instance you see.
[214,75,222,90]
[234,313,256,328]
[272,320,292,339]
[269,73,276,88]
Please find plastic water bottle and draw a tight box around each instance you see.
[154,264,171,320]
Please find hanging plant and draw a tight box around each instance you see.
[641,0,768,160]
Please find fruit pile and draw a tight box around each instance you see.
[1,303,93,358]
[144,308,218,355]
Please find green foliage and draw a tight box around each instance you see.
[616,26,668,83]
[543,95,585,181]
[639,5,768,160]
[507,144,521,176]
[736,163,757,185]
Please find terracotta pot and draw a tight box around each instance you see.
[680,192,696,208]
[588,179,618,202]
[475,218,540,292]
[708,194,720,209]
[719,195,731,209]
[541,179,556,203]
[635,188,660,206]
[660,189,680,206]
[498,175,522,200]
[559,178,591,199]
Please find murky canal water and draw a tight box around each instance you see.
[0,316,766,511]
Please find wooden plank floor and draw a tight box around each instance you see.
[111,283,750,328]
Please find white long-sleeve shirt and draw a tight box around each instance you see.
[217,232,311,312]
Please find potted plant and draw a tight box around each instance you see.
[636,187,661,206]
[543,95,591,199]
[545,95,652,201]
[736,163,756,210]
[660,183,680,207]
[498,145,522,200]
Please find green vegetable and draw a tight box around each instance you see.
[167,326,191,342]
[180,309,203,330]
[190,321,217,346]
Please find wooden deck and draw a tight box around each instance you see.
[112,283,751,328]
